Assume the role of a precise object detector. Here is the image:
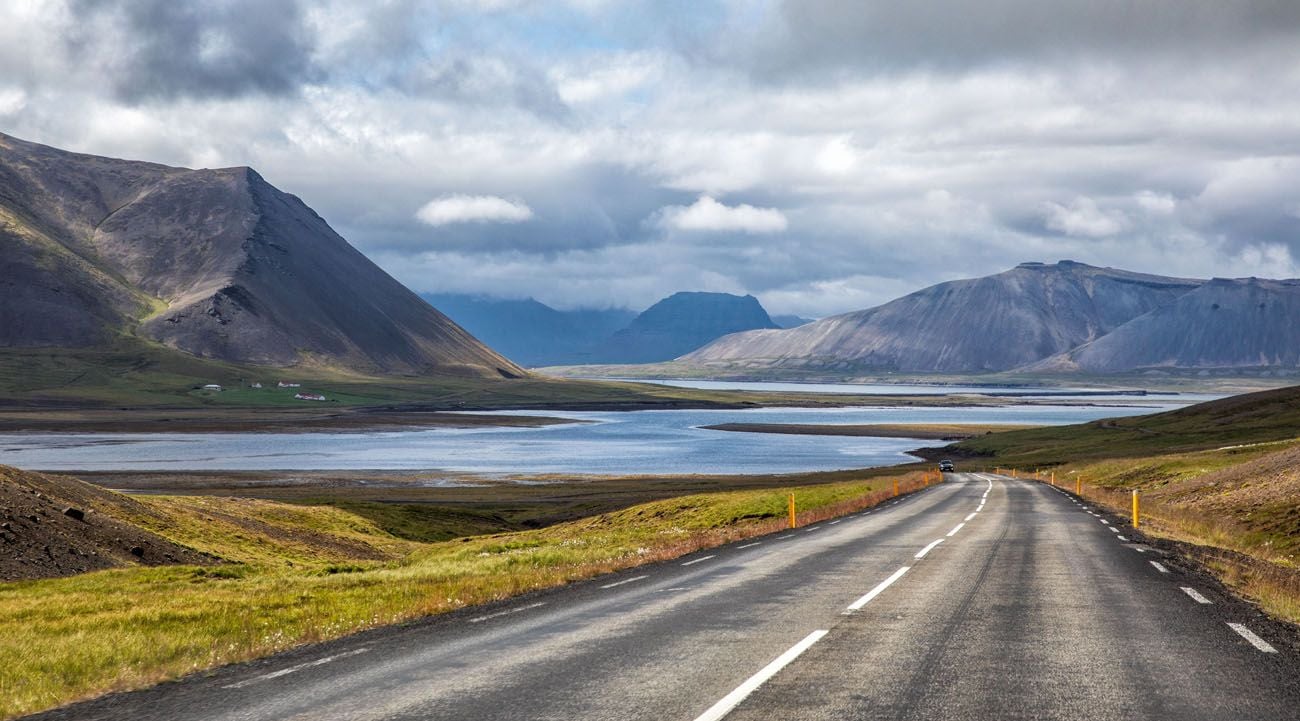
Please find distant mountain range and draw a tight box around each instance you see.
[419,294,635,367]
[591,292,779,364]
[0,132,520,378]
[685,261,1300,375]
[424,291,786,367]
[771,315,814,329]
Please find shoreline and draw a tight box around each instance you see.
[0,393,1168,434]
[701,422,1041,440]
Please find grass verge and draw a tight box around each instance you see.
[0,470,932,719]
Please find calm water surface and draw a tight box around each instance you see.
[0,382,1215,474]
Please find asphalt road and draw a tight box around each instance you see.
[30,474,1300,721]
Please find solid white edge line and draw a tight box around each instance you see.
[470,602,547,623]
[946,522,966,537]
[1150,561,1169,573]
[682,555,717,566]
[692,630,829,721]
[601,575,649,589]
[1227,623,1278,653]
[222,647,372,689]
[847,566,911,611]
[1180,586,1213,604]
[915,538,945,559]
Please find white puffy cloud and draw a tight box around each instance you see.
[654,196,788,234]
[415,195,534,226]
[1043,197,1127,238]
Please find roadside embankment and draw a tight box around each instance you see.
[0,466,939,719]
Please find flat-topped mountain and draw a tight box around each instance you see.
[684,261,1202,372]
[0,132,521,377]
[594,291,780,364]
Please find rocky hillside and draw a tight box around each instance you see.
[1031,277,1300,372]
[594,292,780,364]
[685,261,1201,372]
[0,466,213,580]
[0,132,521,378]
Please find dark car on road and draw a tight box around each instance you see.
[939,460,955,472]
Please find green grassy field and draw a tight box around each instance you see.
[0,468,932,719]
[945,384,1300,464]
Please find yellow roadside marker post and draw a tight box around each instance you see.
[1076,477,1082,495]
[1132,490,1140,529]
[788,493,796,529]
[1051,471,1056,487]
[893,479,899,497]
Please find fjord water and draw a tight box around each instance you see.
[0,383,1208,474]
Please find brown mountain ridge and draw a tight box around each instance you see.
[0,132,522,378]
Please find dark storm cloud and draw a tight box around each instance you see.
[396,55,572,123]
[68,0,319,101]
[747,0,1300,77]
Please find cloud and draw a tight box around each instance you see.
[1043,197,1127,238]
[68,0,319,101]
[741,1,1300,79]
[415,195,535,226]
[654,196,788,234]
[5,1,1300,318]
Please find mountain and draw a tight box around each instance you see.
[419,294,635,367]
[771,315,814,329]
[684,261,1202,372]
[1030,277,1300,373]
[594,292,780,364]
[0,132,521,378]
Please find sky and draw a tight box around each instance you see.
[3,0,1300,318]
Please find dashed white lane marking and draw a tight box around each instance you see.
[946,522,966,537]
[1151,561,1169,573]
[1109,527,1120,533]
[223,647,372,689]
[600,575,649,589]
[1180,587,1213,604]
[470,602,546,624]
[846,566,911,612]
[1117,535,1129,542]
[915,539,945,559]
[1228,623,1278,653]
[692,630,829,721]
[737,542,762,550]
[804,526,822,533]
[964,512,977,521]
[829,520,842,525]
[660,587,691,592]
[682,555,717,566]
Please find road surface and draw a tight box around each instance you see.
[30,474,1300,721]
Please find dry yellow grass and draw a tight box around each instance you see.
[0,470,933,719]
